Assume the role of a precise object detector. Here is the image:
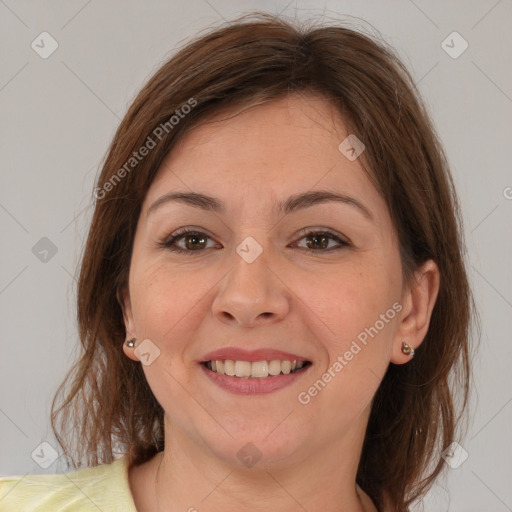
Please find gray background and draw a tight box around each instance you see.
[1,1,511,511]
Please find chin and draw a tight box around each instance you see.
[200,427,307,471]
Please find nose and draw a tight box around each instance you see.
[211,245,291,327]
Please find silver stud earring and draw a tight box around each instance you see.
[126,338,136,348]
[401,341,415,358]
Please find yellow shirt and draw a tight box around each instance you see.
[0,454,137,511]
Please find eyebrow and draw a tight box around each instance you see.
[146,190,374,221]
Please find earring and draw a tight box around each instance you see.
[126,338,136,348]
[401,341,415,358]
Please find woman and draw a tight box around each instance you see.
[0,11,475,512]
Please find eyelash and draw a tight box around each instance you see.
[158,227,350,255]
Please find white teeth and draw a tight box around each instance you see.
[207,359,306,378]
[268,359,281,376]
[281,361,292,374]
[235,360,251,378]
[251,361,269,378]
[224,360,235,376]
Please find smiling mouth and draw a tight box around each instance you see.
[202,359,312,379]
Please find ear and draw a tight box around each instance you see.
[391,259,440,364]
[117,284,139,362]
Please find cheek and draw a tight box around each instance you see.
[295,264,399,430]
[128,262,208,424]
[129,259,211,341]
[294,259,399,350]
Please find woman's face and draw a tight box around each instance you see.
[122,93,413,468]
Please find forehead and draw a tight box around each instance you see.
[143,93,385,221]
[170,93,347,167]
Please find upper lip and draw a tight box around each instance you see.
[198,347,310,363]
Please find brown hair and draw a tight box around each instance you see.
[51,11,477,511]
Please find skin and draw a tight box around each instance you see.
[120,92,440,512]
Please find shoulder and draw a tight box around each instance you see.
[0,455,137,512]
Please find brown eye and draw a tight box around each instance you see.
[294,230,350,254]
[181,233,208,250]
[160,229,216,254]
[159,228,349,255]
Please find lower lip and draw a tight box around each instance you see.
[199,363,311,395]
